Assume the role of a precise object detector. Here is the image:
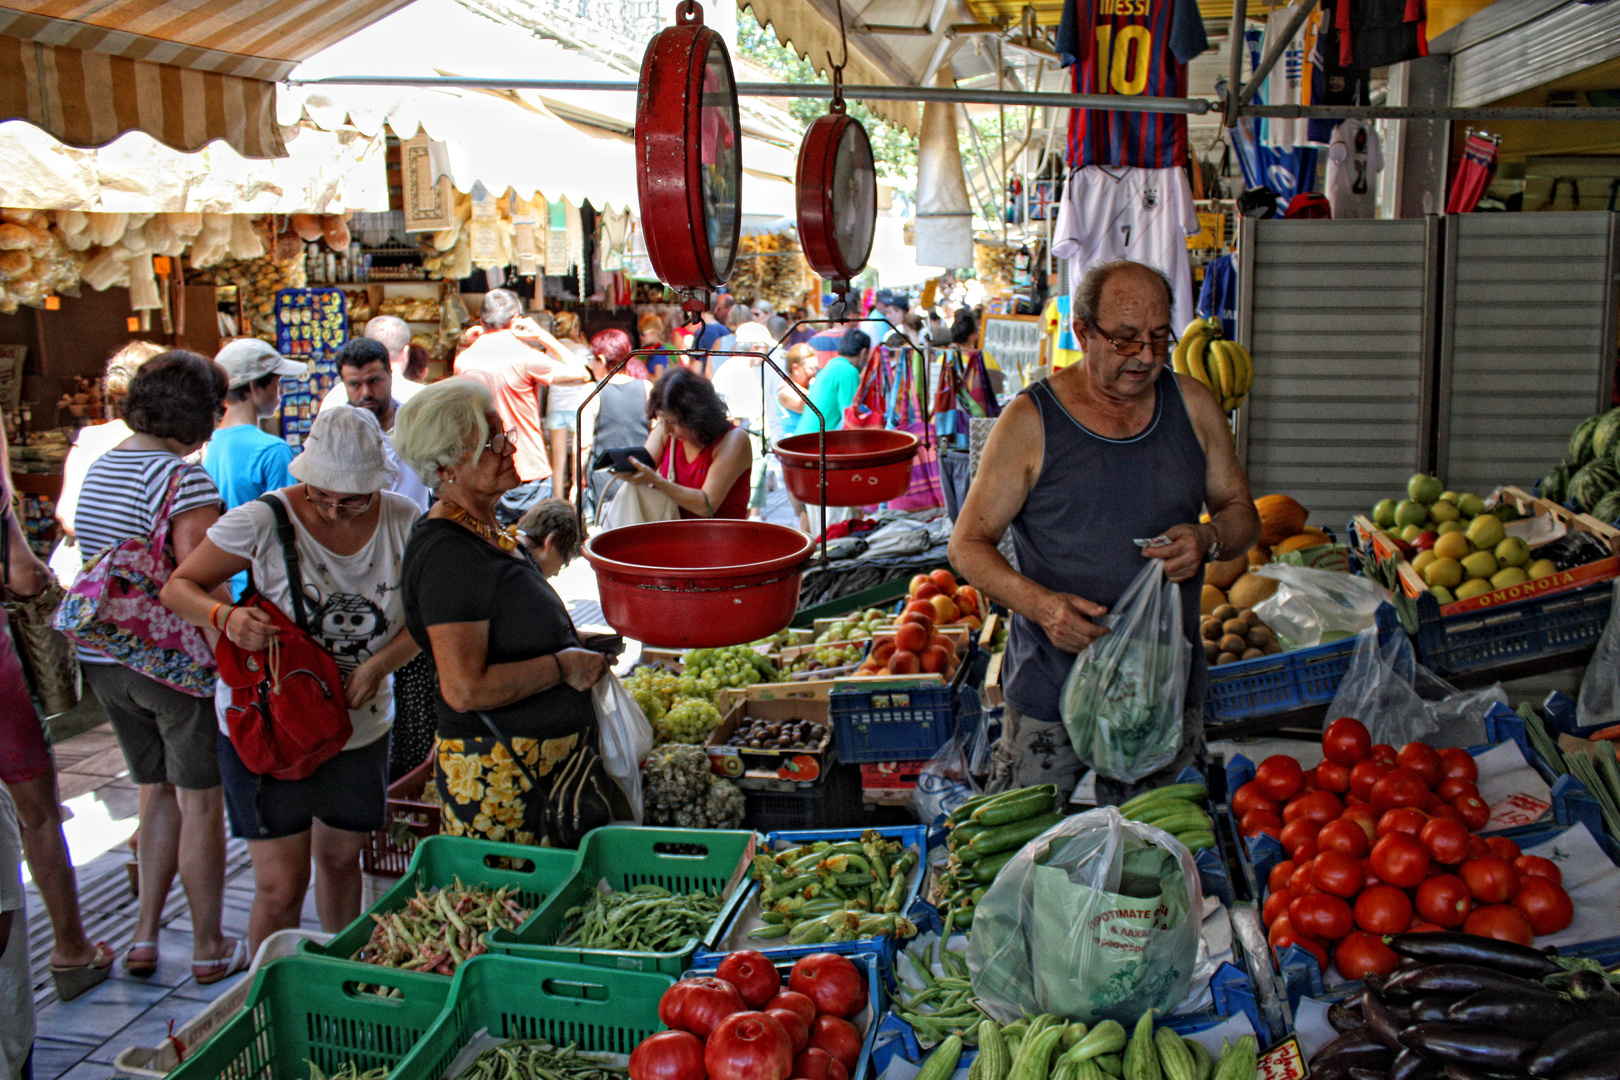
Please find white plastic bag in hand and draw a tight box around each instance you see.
[593,671,654,823]
[1251,564,1392,649]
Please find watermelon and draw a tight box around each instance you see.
[1594,408,1620,462]
[1592,489,1620,524]
[1540,460,1572,504]
[1570,413,1602,467]
[1568,457,1620,512]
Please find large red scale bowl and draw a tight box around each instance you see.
[583,520,814,648]
[774,429,920,506]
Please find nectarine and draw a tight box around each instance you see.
[871,639,897,664]
[895,622,929,654]
[909,574,930,596]
[957,585,980,610]
[929,570,958,597]
[929,594,958,624]
[920,645,951,673]
[888,650,921,675]
[898,611,935,635]
[903,600,935,619]
[915,582,940,600]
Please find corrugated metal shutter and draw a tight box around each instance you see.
[1436,212,1618,496]
[1236,217,1440,531]
[1447,0,1620,107]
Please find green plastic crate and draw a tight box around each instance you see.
[487,825,760,975]
[304,835,578,974]
[390,953,672,1080]
[167,955,450,1080]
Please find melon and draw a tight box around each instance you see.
[1540,460,1571,505]
[1592,407,1620,462]
[1206,552,1250,590]
[1570,414,1602,467]
[1591,489,1620,524]
[1201,584,1227,614]
[1568,457,1620,512]
[1228,572,1279,610]
[1274,529,1331,556]
[1255,494,1309,547]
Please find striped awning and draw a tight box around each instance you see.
[0,0,415,158]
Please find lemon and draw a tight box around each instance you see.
[1413,549,1439,574]
[1528,558,1558,580]
[1433,531,1471,562]
[1461,550,1499,580]
[1424,557,1463,590]
[1441,491,1460,504]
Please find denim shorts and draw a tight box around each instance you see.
[219,730,390,840]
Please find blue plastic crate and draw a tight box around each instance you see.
[693,824,928,970]
[1204,605,1403,724]
[832,681,956,764]
[686,948,886,1080]
[1410,578,1615,677]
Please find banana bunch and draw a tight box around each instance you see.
[1172,316,1254,413]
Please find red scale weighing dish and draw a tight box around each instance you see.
[583,520,814,648]
[774,429,920,506]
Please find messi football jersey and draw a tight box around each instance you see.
[1057,0,1210,169]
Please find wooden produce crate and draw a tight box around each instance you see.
[704,693,833,790]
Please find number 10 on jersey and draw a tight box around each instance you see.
[1095,23,1152,96]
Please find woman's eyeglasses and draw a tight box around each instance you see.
[486,428,518,456]
[304,488,376,512]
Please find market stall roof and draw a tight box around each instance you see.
[0,0,415,158]
[284,0,801,219]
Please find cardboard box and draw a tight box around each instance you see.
[1355,487,1620,616]
[705,696,832,789]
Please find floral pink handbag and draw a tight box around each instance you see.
[54,466,216,697]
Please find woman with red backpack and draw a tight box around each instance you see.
[163,406,420,955]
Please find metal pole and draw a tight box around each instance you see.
[1223,0,1248,127]
[1236,0,1320,108]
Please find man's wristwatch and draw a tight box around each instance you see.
[1202,523,1224,563]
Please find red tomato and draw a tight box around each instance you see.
[1419,817,1471,866]
[1268,860,1298,894]
[765,992,816,1027]
[1438,747,1479,784]
[1280,818,1322,858]
[1240,809,1284,840]
[1397,743,1444,789]
[807,1016,862,1073]
[1290,893,1355,941]
[1463,904,1535,947]
[717,950,783,1008]
[1514,855,1562,885]
[1453,794,1491,831]
[664,977,747,1039]
[1335,931,1402,981]
[1377,807,1429,839]
[1268,915,1297,946]
[1291,791,1346,826]
[1272,930,1328,972]
[1371,833,1431,888]
[1460,856,1519,904]
[1512,876,1574,935]
[1255,755,1306,802]
[1361,857,1384,889]
[1466,835,1491,859]
[1292,839,1320,864]
[1371,768,1431,813]
[1430,804,1468,827]
[1323,717,1372,766]
[631,1031,708,1080]
[1318,818,1371,858]
[792,1048,848,1080]
[1485,836,1522,861]
[1313,851,1365,899]
[1263,888,1295,927]
[1415,874,1474,929]
[1353,884,1413,935]
[1341,806,1378,842]
[1299,772,1320,795]
[1350,760,1396,801]
[789,954,867,1019]
[1315,760,1352,794]
[1407,921,1446,933]
[1436,777,1480,803]
[1371,744,1398,765]
[767,1009,809,1055]
[1233,781,1281,819]
[1290,859,1320,896]
[706,1012,794,1080]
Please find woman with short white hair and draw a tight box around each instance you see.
[394,378,613,849]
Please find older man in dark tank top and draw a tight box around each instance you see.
[949,260,1261,804]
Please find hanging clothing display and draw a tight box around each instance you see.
[1052,164,1199,332]
[1230,27,1322,210]
[1197,254,1237,329]
[1041,295,1086,371]
[1056,0,1210,168]
[598,208,632,271]
[1261,3,1318,149]
[1306,0,1372,145]
[1337,0,1427,70]
[1446,131,1499,214]
[1325,119,1383,218]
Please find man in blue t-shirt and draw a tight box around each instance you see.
[204,338,306,596]
[795,329,869,436]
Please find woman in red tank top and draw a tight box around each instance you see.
[616,367,751,519]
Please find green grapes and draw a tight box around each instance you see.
[626,646,783,746]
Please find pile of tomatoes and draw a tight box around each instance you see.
[629,951,867,1080]
[1239,717,1575,982]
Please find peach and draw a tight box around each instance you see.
[928,633,955,653]
[888,650,921,675]
[929,594,958,624]
[909,574,930,596]
[915,582,940,600]
[929,570,958,597]
[920,645,951,674]
[871,639,897,664]
[955,595,978,619]
[903,600,936,619]
[895,622,929,654]
[898,612,935,636]
[956,585,980,610]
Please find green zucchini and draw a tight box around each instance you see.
[976,1020,1010,1080]
[1210,1036,1256,1080]
[1123,1011,1161,1080]
[916,1035,964,1080]
[1117,783,1208,818]
[1074,1061,1108,1080]
[1061,1020,1127,1064]
[1008,1023,1065,1080]
[1129,799,1206,826]
[1132,809,1210,835]
[1154,1026,1196,1080]
[972,848,1018,884]
[973,787,1059,826]
[1185,1038,1215,1080]
[969,811,1067,857]
[1173,830,1217,853]
[1097,1054,1123,1077]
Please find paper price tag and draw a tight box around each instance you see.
[1257,1036,1308,1080]
[1488,791,1552,830]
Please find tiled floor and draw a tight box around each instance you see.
[23,724,324,1080]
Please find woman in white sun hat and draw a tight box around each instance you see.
[162,405,420,954]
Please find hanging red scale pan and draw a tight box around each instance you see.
[778,42,919,508]
[582,0,812,649]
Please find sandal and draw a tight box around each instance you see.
[52,941,114,1000]
[126,940,159,977]
[192,937,250,985]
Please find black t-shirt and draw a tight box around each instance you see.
[402,517,594,740]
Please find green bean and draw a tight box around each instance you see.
[308,1062,390,1080]
[350,879,528,978]
[558,886,722,953]
[452,1040,626,1080]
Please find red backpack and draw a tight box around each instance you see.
[216,495,352,780]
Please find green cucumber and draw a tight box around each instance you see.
[1210,1036,1256,1080]
[1154,1026,1196,1080]
[968,811,1066,857]
[1132,809,1210,835]
[1117,783,1208,818]
[916,1035,964,1080]
[1173,830,1216,853]
[1185,1038,1215,1080]
[1130,799,1207,826]
[1123,1011,1160,1080]
[972,786,1060,826]
[971,847,1018,884]
[976,1020,1010,1080]
[1061,1020,1127,1065]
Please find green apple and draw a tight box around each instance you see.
[1373,498,1398,528]
[1408,473,1444,504]
[1495,537,1530,568]
[1465,514,1506,551]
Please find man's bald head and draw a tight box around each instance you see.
[1073,260,1175,333]
[365,315,411,366]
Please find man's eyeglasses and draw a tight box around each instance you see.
[304,488,375,512]
[1090,324,1178,358]
[486,428,518,456]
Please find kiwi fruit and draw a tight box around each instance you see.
[1202,620,1223,642]
[1204,640,1220,662]
[1222,617,1249,636]
[1215,651,1239,666]
[1241,647,1264,660]
[1219,633,1247,655]
[1241,610,1264,629]
[1212,604,1239,622]
[1247,626,1275,648]
[1263,641,1283,655]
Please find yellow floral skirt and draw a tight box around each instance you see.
[434,726,614,848]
